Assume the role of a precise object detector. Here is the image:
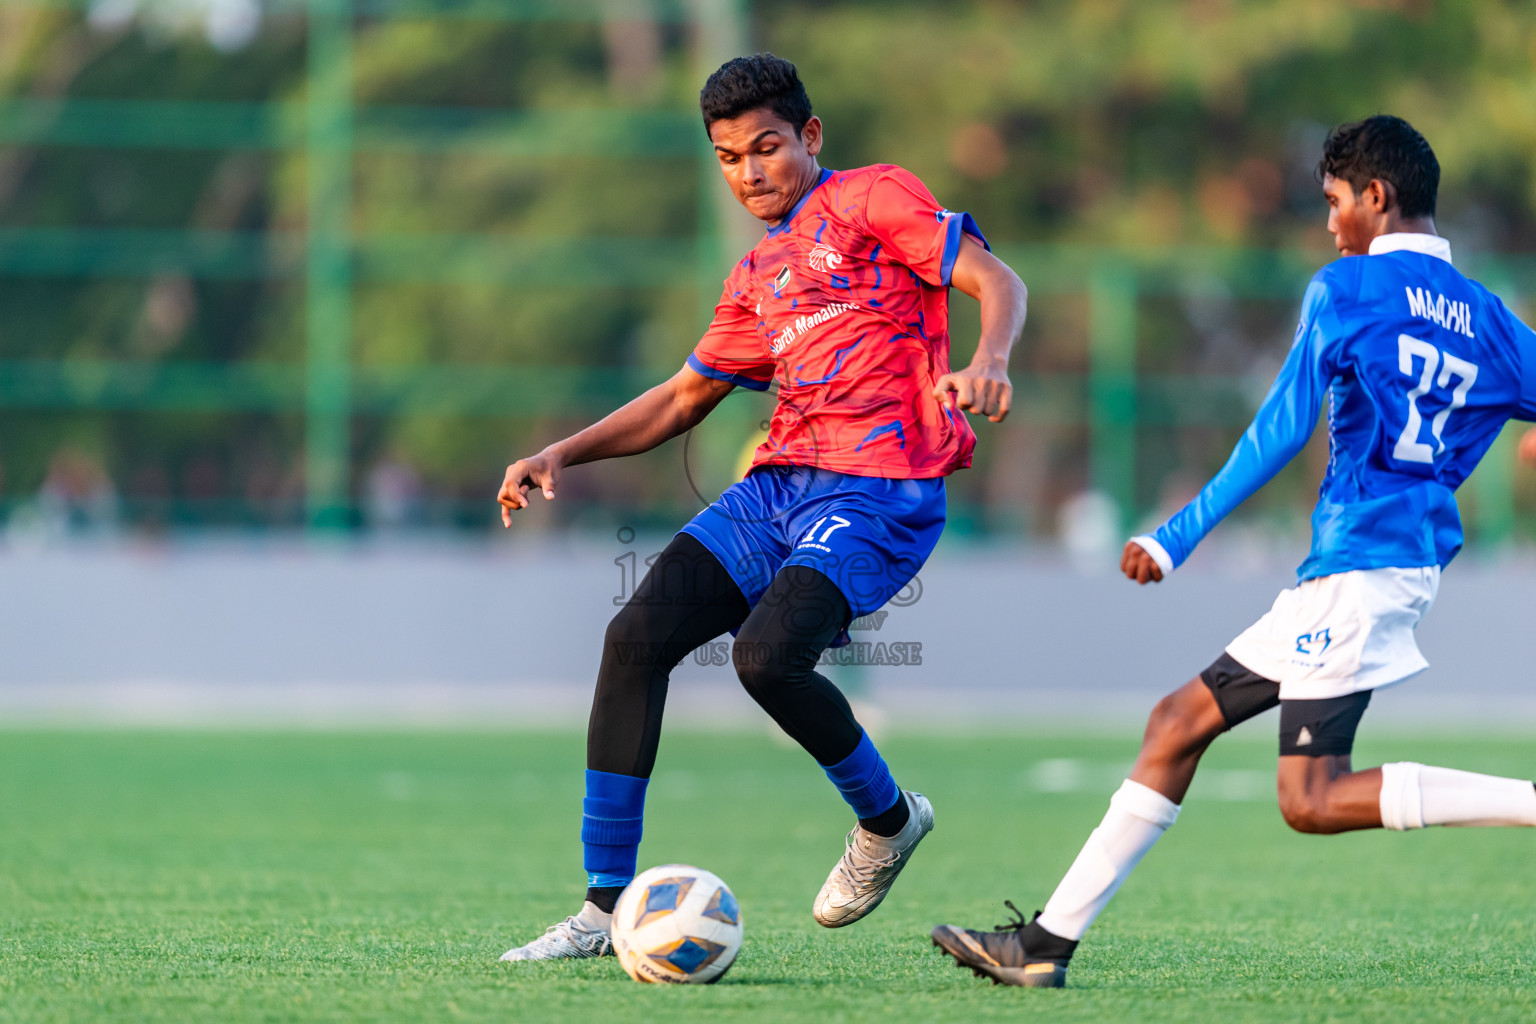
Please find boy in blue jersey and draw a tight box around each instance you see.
[933,115,1536,988]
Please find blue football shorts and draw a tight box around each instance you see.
[679,464,946,629]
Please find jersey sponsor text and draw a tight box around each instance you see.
[771,301,860,355]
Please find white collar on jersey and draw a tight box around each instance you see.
[1368,232,1453,264]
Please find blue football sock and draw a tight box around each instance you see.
[823,730,900,819]
[582,769,648,888]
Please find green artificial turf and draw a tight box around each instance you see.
[1,729,1533,1022]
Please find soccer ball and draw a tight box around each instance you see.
[611,864,743,984]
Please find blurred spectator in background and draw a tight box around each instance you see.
[8,448,119,544]
[183,454,224,524]
[366,454,426,532]
[1060,490,1120,571]
[127,462,171,536]
[242,450,304,528]
[40,448,118,532]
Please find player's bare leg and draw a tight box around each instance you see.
[935,681,1536,985]
[1274,755,1381,832]
[1277,754,1536,834]
[933,678,1223,986]
[1125,678,1229,802]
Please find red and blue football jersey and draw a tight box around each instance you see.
[687,164,986,479]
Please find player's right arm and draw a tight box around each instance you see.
[498,365,734,524]
[1124,275,1339,584]
[1516,311,1536,466]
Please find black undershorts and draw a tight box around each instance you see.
[1199,651,1371,758]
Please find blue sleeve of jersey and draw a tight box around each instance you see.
[939,212,988,287]
[1513,311,1536,421]
[1145,277,1337,570]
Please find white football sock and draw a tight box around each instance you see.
[1380,761,1536,830]
[1036,779,1181,941]
[576,901,614,928]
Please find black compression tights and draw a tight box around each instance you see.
[587,531,865,778]
[585,533,899,911]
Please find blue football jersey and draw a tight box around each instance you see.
[1141,234,1536,580]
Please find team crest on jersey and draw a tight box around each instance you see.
[772,264,792,296]
[807,244,844,272]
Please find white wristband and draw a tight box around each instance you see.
[1129,535,1175,577]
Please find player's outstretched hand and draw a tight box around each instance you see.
[498,450,562,526]
[1121,540,1164,585]
[1520,427,1536,468]
[933,361,1012,423]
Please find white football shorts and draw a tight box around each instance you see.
[1224,565,1440,700]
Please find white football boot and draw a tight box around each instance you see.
[813,790,934,928]
[499,902,615,961]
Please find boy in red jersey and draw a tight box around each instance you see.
[497,53,1027,962]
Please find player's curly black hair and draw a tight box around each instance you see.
[1317,115,1439,218]
[700,53,813,136]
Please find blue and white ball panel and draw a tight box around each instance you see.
[633,875,694,928]
[611,864,744,985]
[701,885,739,925]
[644,935,731,977]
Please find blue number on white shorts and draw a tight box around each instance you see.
[1295,628,1332,656]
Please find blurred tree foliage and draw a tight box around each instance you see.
[771,0,1536,251]
[0,0,1533,538]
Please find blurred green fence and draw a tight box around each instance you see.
[3,0,748,531]
[1,0,1530,541]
